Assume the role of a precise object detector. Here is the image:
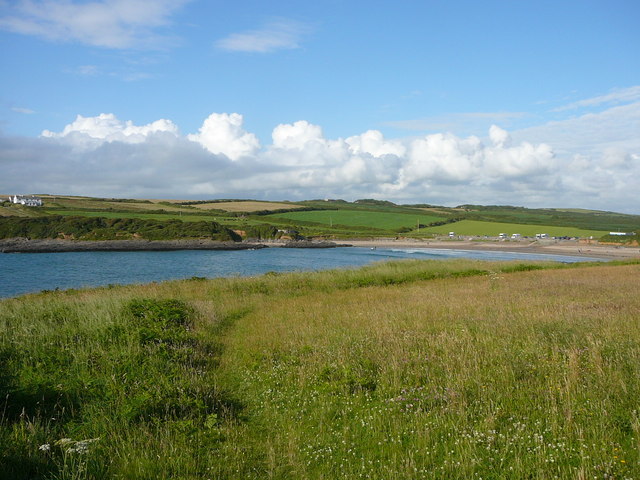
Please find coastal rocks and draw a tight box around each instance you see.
[0,238,266,253]
[280,240,350,248]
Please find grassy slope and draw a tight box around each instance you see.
[192,201,303,212]
[268,209,443,230]
[0,204,43,217]
[417,219,607,237]
[2,259,640,479]
[42,209,230,223]
[460,205,640,232]
[3,196,639,240]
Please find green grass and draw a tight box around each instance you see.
[2,258,640,478]
[3,195,636,241]
[460,205,640,232]
[40,209,281,231]
[418,219,607,238]
[269,209,443,231]
[42,209,229,223]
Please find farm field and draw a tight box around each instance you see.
[40,196,191,213]
[459,205,640,232]
[269,209,443,230]
[192,201,302,212]
[2,259,639,479]
[419,219,607,238]
[40,209,230,223]
[38,209,273,227]
[2,195,638,241]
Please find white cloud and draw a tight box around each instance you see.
[346,130,406,158]
[512,101,640,157]
[41,113,179,148]
[385,111,526,134]
[488,125,510,148]
[11,107,34,114]
[74,65,100,76]
[215,19,310,53]
[0,0,190,49]
[187,113,260,161]
[553,86,640,112]
[2,110,639,213]
[272,120,324,150]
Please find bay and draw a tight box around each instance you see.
[0,247,604,299]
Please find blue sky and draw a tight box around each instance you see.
[1,0,639,212]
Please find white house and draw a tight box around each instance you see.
[8,195,43,207]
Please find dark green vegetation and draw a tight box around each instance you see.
[1,195,639,241]
[0,216,239,241]
[2,259,640,478]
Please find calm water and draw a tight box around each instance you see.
[0,247,604,299]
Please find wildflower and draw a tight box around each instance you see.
[56,437,100,454]
[39,444,51,452]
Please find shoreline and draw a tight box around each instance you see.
[340,238,640,260]
[0,238,346,253]
[1,237,639,260]
[0,238,267,253]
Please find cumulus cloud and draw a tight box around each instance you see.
[489,125,510,148]
[272,120,324,150]
[2,108,639,213]
[215,19,311,53]
[41,113,179,150]
[346,130,406,158]
[187,113,260,161]
[0,0,190,49]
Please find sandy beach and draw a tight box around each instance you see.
[340,238,640,260]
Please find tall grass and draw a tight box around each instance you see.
[1,259,639,478]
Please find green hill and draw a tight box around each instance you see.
[1,196,639,241]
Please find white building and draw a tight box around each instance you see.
[8,195,43,207]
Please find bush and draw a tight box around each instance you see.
[0,216,240,241]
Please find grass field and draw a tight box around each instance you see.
[39,209,253,224]
[460,205,640,232]
[420,219,607,238]
[40,197,191,213]
[0,205,32,217]
[2,259,639,479]
[2,196,637,242]
[269,209,443,230]
[192,201,302,212]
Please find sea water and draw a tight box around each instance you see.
[0,247,604,299]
